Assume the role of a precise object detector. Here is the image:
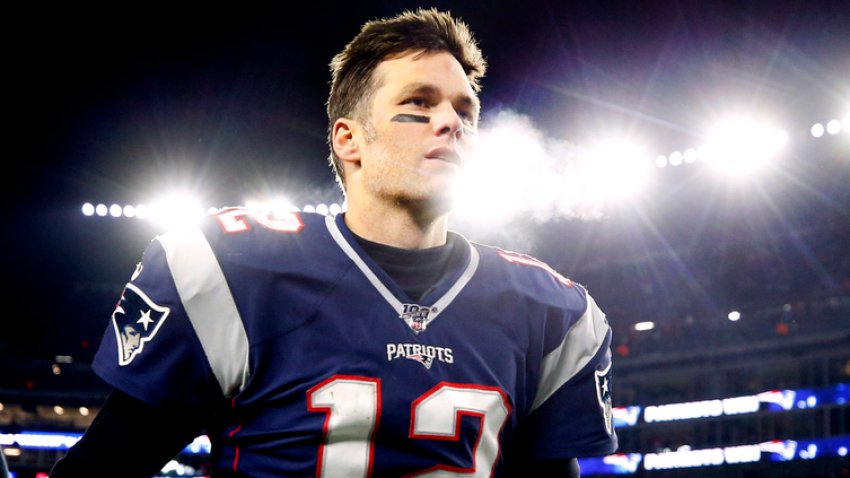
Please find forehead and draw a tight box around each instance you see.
[371,50,476,100]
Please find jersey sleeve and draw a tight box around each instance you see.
[92,226,247,412]
[522,286,617,459]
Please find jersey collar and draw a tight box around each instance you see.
[325,213,479,334]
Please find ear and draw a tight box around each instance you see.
[332,118,361,166]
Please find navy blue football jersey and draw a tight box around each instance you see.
[93,209,617,476]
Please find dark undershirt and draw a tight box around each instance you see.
[50,233,578,477]
[352,231,463,301]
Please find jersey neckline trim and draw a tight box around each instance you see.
[325,214,480,334]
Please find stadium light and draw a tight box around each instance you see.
[683,148,698,164]
[702,117,787,178]
[2,447,20,457]
[147,192,206,230]
[79,407,90,417]
[123,205,136,218]
[81,202,95,216]
[826,119,842,135]
[811,123,825,138]
[316,203,329,216]
[655,155,667,168]
[329,203,342,215]
[728,311,741,321]
[109,204,122,217]
[136,204,150,219]
[669,151,683,166]
[95,204,108,217]
[635,321,655,331]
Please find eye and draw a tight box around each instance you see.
[404,97,428,108]
[458,109,477,128]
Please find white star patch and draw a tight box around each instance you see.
[137,309,155,331]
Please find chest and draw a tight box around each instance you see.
[223,270,543,476]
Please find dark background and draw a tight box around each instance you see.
[2,0,849,371]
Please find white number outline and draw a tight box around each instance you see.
[406,382,512,478]
[214,207,304,234]
[307,375,382,478]
[307,378,512,478]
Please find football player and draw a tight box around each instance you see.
[51,8,616,477]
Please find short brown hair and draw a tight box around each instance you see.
[326,8,487,191]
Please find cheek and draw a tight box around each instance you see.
[459,137,477,160]
[382,126,420,154]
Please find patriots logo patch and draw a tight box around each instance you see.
[111,283,170,366]
[405,354,435,369]
[595,362,614,435]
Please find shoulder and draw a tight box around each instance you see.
[151,208,330,262]
[471,242,590,313]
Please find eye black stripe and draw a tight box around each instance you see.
[391,114,430,124]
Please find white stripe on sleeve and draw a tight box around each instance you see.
[157,227,250,397]
[530,292,609,412]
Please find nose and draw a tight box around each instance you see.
[433,103,465,141]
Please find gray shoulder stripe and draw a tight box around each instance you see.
[157,227,250,397]
[531,292,609,412]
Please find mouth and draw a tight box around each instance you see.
[425,147,462,166]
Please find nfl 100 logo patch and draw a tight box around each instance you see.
[400,303,437,333]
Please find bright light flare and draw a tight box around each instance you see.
[453,114,554,223]
[583,139,652,201]
[452,111,648,226]
[669,151,683,166]
[702,118,787,178]
[826,119,842,135]
[728,311,741,321]
[147,193,206,230]
[245,197,296,216]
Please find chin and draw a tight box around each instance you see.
[397,189,457,217]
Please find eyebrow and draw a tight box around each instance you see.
[395,82,481,117]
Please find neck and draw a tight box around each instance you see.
[344,196,449,250]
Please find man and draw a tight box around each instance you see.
[51,8,616,477]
